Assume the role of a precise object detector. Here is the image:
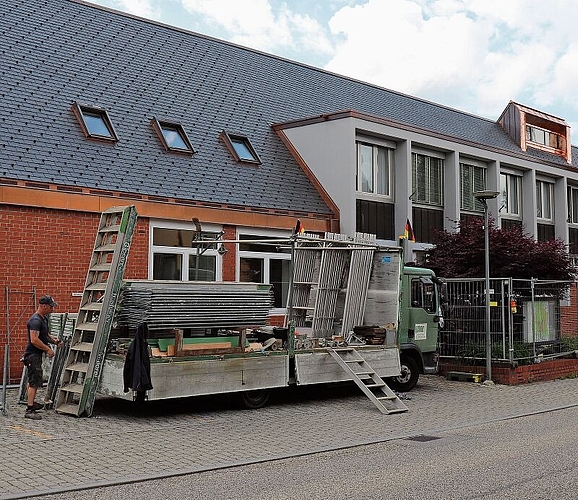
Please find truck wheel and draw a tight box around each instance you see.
[388,356,419,392]
[235,389,271,409]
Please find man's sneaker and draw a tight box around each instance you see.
[25,410,42,420]
[30,402,44,411]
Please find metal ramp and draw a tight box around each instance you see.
[55,206,137,417]
[326,347,408,414]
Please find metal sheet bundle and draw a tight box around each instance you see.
[116,281,273,331]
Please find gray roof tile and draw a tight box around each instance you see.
[1,0,576,218]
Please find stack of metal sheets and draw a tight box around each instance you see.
[116,281,273,331]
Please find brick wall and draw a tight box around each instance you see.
[440,358,578,385]
[0,206,149,383]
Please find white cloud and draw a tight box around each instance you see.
[105,0,158,19]
[325,0,578,121]
[179,0,333,54]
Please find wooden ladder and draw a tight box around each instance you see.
[55,206,137,417]
[326,347,408,414]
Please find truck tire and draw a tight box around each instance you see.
[388,355,419,392]
[234,389,271,409]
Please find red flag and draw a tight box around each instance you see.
[404,218,415,242]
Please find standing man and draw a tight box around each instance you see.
[22,295,61,420]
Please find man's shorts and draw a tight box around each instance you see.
[22,353,43,388]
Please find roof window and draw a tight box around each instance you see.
[72,102,118,141]
[151,118,195,154]
[221,131,261,164]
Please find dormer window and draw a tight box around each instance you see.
[498,101,571,163]
[220,131,261,164]
[151,118,194,154]
[72,102,118,141]
[526,125,563,150]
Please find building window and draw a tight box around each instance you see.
[460,162,486,212]
[357,142,393,197]
[237,233,291,309]
[412,152,444,206]
[71,102,118,141]
[536,180,554,221]
[500,172,522,217]
[221,131,261,164]
[150,222,223,281]
[568,186,578,224]
[526,125,563,149]
[151,118,194,154]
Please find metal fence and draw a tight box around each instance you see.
[439,278,574,364]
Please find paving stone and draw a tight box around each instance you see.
[2,376,578,499]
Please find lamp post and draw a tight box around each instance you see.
[473,190,499,383]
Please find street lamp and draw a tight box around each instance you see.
[473,190,500,383]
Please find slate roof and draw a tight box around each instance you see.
[1,0,577,217]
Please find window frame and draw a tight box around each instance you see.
[568,185,578,225]
[500,171,522,218]
[526,124,563,150]
[356,140,394,200]
[220,131,262,164]
[149,220,223,282]
[71,102,119,142]
[236,228,292,312]
[411,151,444,207]
[151,117,195,154]
[460,161,487,213]
[536,179,554,221]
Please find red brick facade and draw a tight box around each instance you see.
[0,206,149,383]
[440,358,578,385]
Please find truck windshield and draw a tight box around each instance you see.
[411,278,437,313]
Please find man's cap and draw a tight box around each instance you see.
[39,295,58,307]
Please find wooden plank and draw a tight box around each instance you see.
[174,346,245,357]
[180,342,234,350]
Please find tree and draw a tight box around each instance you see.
[424,218,575,281]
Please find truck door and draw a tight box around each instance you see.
[407,276,439,355]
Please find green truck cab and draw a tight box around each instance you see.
[386,266,447,392]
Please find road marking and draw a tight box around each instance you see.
[9,425,53,439]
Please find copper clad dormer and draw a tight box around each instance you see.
[498,101,572,163]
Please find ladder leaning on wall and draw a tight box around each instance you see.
[55,206,137,417]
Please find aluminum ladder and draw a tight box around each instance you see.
[55,206,137,417]
[326,347,408,414]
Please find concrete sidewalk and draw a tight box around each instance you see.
[2,375,578,499]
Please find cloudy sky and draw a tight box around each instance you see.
[88,0,578,140]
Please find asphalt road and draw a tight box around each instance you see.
[43,405,577,500]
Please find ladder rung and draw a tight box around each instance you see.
[376,395,398,401]
[344,359,363,363]
[94,243,117,252]
[81,302,103,311]
[354,370,374,376]
[71,342,94,352]
[365,382,386,388]
[56,403,80,415]
[90,263,112,272]
[86,283,107,291]
[66,362,89,373]
[293,281,317,285]
[76,322,98,332]
[60,383,84,394]
[100,224,121,233]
